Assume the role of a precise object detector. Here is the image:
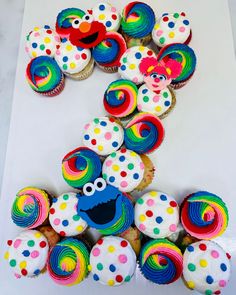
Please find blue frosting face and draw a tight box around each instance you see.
[77,178,123,229]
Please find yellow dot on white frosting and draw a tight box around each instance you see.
[107,279,115,286]
[108,245,115,253]
[44,37,51,43]
[169,32,175,38]
[88,264,92,271]
[76,225,84,232]
[20,261,27,269]
[34,27,40,31]
[155,106,162,112]
[139,46,145,51]
[66,44,73,51]
[70,63,76,69]
[154,24,160,30]
[99,14,105,20]
[130,151,137,157]
[199,259,208,267]
[4,252,9,260]
[112,164,119,171]
[34,232,42,238]
[129,64,136,70]
[98,145,103,151]
[139,214,146,222]
[167,207,174,214]
[32,51,37,58]
[187,281,195,289]
[94,127,100,134]
[149,191,157,197]
[60,203,67,210]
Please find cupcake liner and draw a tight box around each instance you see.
[136,154,155,191]
[66,58,95,80]
[96,62,118,73]
[40,75,65,97]
[158,87,176,119]
[120,29,152,48]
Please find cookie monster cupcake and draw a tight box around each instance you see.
[55,39,94,80]
[120,2,156,47]
[89,236,136,286]
[92,32,127,73]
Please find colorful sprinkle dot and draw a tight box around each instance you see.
[27,240,35,247]
[160,194,167,201]
[97,263,103,271]
[10,259,16,267]
[109,264,116,272]
[188,263,196,271]
[199,259,208,268]
[108,245,115,253]
[118,254,127,264]
[220,263,227,271]
[93,274,99,281]
[107,279,115,286]
[121,240,128,247]
[206,275,214,284]
[92,247,100,257]
[153,228,160,235]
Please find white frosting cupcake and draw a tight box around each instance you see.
[91,2,121,32]
[152,12,191,47]
[102,148,144,192]
[25,25,61,58]
[183,241,231,294]
[49,193,87,236]
[90,236,136,286]
[5,230,49,278]
[83,117,124,156]
[118,46,156,84]
[135,191,179,238]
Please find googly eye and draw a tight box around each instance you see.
[83,183,95,196]
[94,178,107,191]
[150,73,158,79]
[82,14,94,23]
[72,18,81,29]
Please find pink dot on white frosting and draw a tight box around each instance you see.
[121,181,128,188]
[118,254,127,264]
[132,77,138,83]
[179,26,185,33]
[106,160,112,167]
[211,250,219,258]
[219,280,227,287]
[25,47,29,52]
[53,218,60,226]
[153,95,160,102]
[75,54,80,60]
[54,36,60,42]
[137,104,142,110]
[139,224,146,231]
[13,239,21,249]
[111,7,117,12]
[169,224,177,232]
[146,199,154,206]
[56,50,61,55]
[105,132,112,140]
[156,30,163,37]
[31,250,39,258]
[92,247,100,257]
[15,273,21,279]
[34,32,40,37]
[84,123,90,130]
[140,162,145,170]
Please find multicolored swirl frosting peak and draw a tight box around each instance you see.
[62,147,102,189]
[121,2,155,38]
[124,112,165,154]
[103,79,138,118]
[139,239,183,284]
[181,191,229,239]
[47,238,89,286]
[11,187,50,229]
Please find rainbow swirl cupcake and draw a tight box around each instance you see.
[26,56,65,96]
[124,112,165,154]
[139,239,183,284]
[181,191,229,240]
[47,238,89,286]
[62,147,102,189]
[92,32,127,73]
[11,187,50,229]
[121,1,155,47]
[157,43,197,89]
[103,79,138,118]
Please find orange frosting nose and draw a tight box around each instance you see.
[79,22,91,33]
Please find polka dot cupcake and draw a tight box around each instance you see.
[183,241,231,294]
[152,12,191,48]
[135,191,179,239]
[4,230,49,278]
[49,193,87,237]
[118,46,156,84]
[90,236,136,286]
[91,2,121,32]
[55,39,94,80]
[137,84,176,118]
[102,148,153,192]
[25,25,61,58]
[82,117,124,156]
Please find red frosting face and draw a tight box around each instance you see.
[68,15,106,48]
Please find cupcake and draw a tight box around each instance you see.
[124,112,165,154]
[11,187,50,229]
[62,147,102,189]
[91,2,121,32]
[102,148,154,192]
[183,241,231,294]
[55,39,94,80]
[92,32,127,73]
[82,117,124,156]
[26,56,65,96]
[152,12,192,48]
[139,238,183,284]
[103,79,138,118]
[4,230,49,278]
[137,84,176,118]
[89,236,136,286]
[25,25,61,59]
[135,191,179,239]
[77,178,134,235]
[47,238,89,286]
[56,8,106,48]
[180,191,229,240]
[38,225,60,248]
[49,193,88,237]
[118,226,141,256]
[118,46,156,84]
[120,2,155,47]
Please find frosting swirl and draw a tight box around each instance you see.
[121,2,155,38]
[62,147,102,189]
[181,191,229,239]
[104,79,138,118]
[92,32,127,67]
[124,112,165,154]
[26,56,64,94]
[11,187,50,229]
[139,239,183,284]
[47,238,89,286]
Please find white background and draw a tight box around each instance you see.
[0,0,236,294]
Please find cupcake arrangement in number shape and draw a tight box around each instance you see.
[7,1,232,294]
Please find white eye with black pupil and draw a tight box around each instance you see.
[94,178,106,191]
[72,18,81,29]
[150,73,158,79]
[82,14,93,23]
[83,183,95,196]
